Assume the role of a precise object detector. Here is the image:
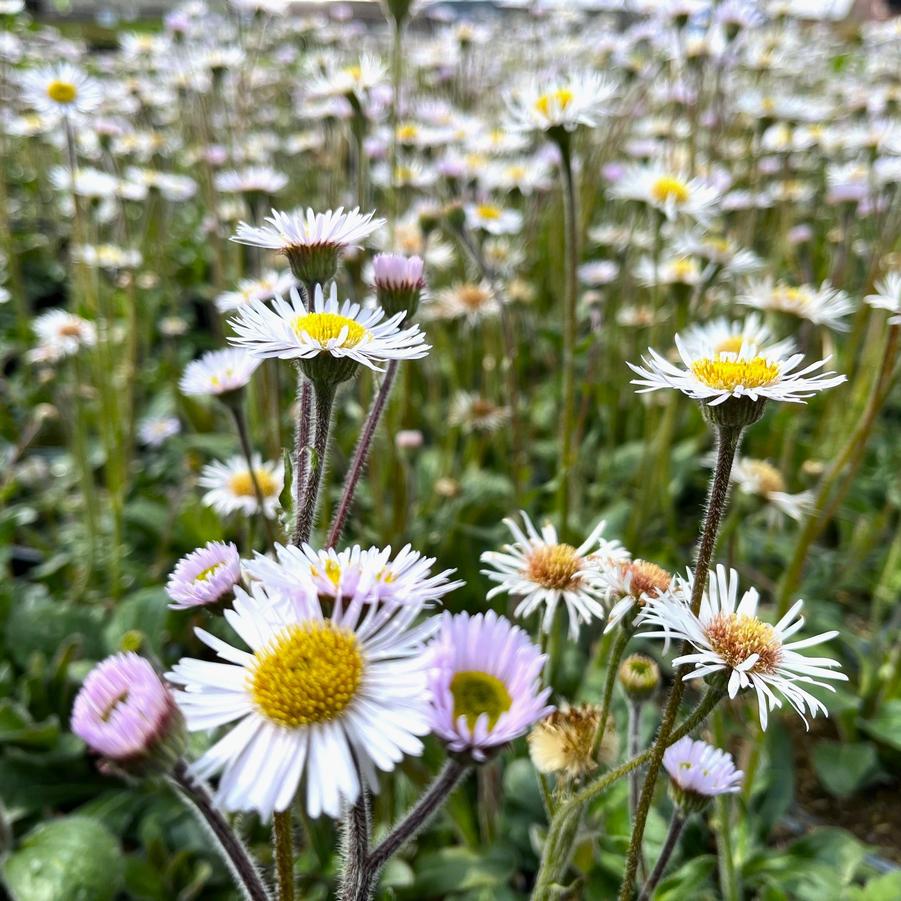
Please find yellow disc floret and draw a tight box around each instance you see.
[526,543,581,590]
[194,564,223,583]
[690,356,779,391]
[450,670,512,730]
[250,622,364,728]
[651,176,690,205]
[476,204,502,220]
[47,80,78,104]
[293,312,369,348]
[229,468,277,498]
[706,613,782,674]
[534,88,574,118]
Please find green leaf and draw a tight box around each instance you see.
[1,815,123,901]
[858,700,901,751]
[4,597,105,668]
[654,854,717,900]
[402,847,516,897]
[103,587,171,657]
[812,741,879,796]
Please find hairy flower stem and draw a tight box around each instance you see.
[339,788,372,901]
[344,760,470,901]
[171,761,270,901]
[627,700,643,823]
[272,809,295,901]
[618,423,742,900]
[226,399,276,547]
[637,811,685,901]
[532,687,724,900]
[555,133,579,540]
[292,382,335,547]
[328,360,399,548]
[592,626,631,757]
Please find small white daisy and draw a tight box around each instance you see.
[167,580,435,820]
[738,278,855,332]
[228,282,430,372]
[215,270,297,314]
[729,457,813,525]
[214,166,288,195]
[138,415,181,447]
[199,454,283,519]
[480,512,628,640]
[179,348,261,397]
[611,165,720,224]
[166,541,242,610]
[864,271,901,324]
[628,333,846,406]
[29,310,96,363]
[637,565,847,730]
[601,558,681,634]
[506,72,616,133]
[464,202,523,236]
[21,63,102,119]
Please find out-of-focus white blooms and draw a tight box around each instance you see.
[612,165,720,223]
[22,63,102,118]
[199,454,283,519]
[179,348,261,397]
[739,278,855,331]
[29,310,96,363]
[464,202,523,235]
[215,270,296,313]
[865,271,901,324]
[138,415,181,447]
[507,72,616,133]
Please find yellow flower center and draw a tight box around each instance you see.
[397,123,419,141]
[450,670,512,730]
[526,543,581,591]
[705,237,732,255]
[249,622,364,728]
[671,259,697,280]
[292,312,369,348]
[100,691,129,722]
[476,204,502,220]
[528,705,605,778]
[534,88,574,118]
[194,563,223,583]
[744,459,785,495]
[706,613,782,674]
[620,559,672,600]
[651,176,690,205]
[228,468,277,498]
[773,285,810,308]
[47,80,78,104]
[343,65,362,81]
[690,356,779,391]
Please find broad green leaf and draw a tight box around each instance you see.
[811,741,879,797]
[858,701,901,751]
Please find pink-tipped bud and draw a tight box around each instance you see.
[372,253,426,318]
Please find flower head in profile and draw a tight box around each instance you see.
[664,737,743,812]
[428,611,553,762]
[179,348,261,397]
[481,512,627,639]
[167,581,435,819]
[729,457,813,525]
[611,165,720,224]
[865,271,901,324]
[245,541,463,609]
[637,565,847,729]
[506,72,616,134]
[22,63,102,118]
[371,253,426,318]
[199,454,283,519]
[72,653,183,771]
[166,540,242,610]
[228,283,429,384]
[231,207,385,283]
[602,557,680,633]
[628,332,846,408]
[739,278,854,332]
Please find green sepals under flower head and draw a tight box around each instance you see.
[443,201,466,233]
[377,282,423,319]
[668,779,712,815]
[382,0,415,26]
[285,244,341,287]
[618,653,661,702]
[298,354,359,390]
[702,395,767,429]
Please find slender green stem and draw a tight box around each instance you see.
[272,809,295,901]
[227,399,276,547]
[292,382,335,547]
[715,793,739,901]
[637,810,685,901]
[555,133,579,540]
[532,687,724,900]
[618,423,742,900]
[592,626,631,757]
[627,699,643,823]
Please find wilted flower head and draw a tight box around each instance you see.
[528,704,616,780]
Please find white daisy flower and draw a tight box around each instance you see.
[138,415,181,447]
[29,310,96,363]
[215,270,297,314]
[199,454,283,519]
[738,278,855,332]
[729,457,813,525]
[637,565,847,729]
[180,348,261,397]
[627,333,846,406]
[425,281,500,325]
[21,63,102,119]
[167,580,435,819]
[214,166,288,195]
[480,512,628,640]
[228,282,430,372]
[506,72,616,133]
[601,558,682,634]
[611,165,720,224]
[864,271,901,324]
[244,541,464,609]
[464,202,523,236]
